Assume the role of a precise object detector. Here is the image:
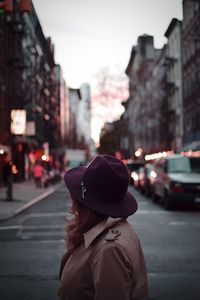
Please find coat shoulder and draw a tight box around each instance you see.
[94,220,139,258]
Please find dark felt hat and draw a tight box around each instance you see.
[64,155,138,217]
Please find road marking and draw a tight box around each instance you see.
[136,210,169,214]
[0,225,21,230]
[21,230,65,238]
[20,212,66,223]
[168,221,188,226]
[20,224,64,230]
[168,221,200,226]
[22,212,66,218]
[14,186,60,215]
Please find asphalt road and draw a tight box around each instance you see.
[0,183,200,300]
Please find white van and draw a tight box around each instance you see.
[152,155,200,209]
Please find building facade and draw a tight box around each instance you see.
[0,1,65,181]
[125,35,170,157]
[99,1,200,158]
[181,0,200,146]
[68,88,81,149]
[68,84,92,157]
[165,18,183,151]
[78,83,91,145]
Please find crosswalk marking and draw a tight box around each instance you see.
[0,225,21,230]
[136,210,169,214]
[20,230,65,239]
[168,221,188,226]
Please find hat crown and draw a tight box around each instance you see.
[83,155,129,203]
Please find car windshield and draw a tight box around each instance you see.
[126,162,145,172]
[190,158,200,173]
[168,157,200,173]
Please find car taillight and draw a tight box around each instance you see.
[170,182,184,193]
[150,170,157,178]
[131,171,139,181]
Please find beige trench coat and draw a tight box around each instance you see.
[58,217,148,300]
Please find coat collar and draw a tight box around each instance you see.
[84,217,123,248]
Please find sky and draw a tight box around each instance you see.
[33,0,183,144]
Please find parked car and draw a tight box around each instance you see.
[135,166,145,189]
[126,160,145,186]
[139,163,156,196]
[152,155,200,209]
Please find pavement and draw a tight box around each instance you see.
[0,179,64,221]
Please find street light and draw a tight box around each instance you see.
[135,148,142,158]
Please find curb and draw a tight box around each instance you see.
[0,182,64,222]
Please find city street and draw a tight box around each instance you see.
[0,184,200,300]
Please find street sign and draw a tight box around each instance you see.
[10,109,26,135]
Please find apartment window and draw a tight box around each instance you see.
[195,2,199,11]
[186,114,192,132]
[183,80,186,99]
[188,77,192,96]
[182,48,186,65]
[196,34,200,49]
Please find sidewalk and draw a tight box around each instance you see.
[0,179,63,221]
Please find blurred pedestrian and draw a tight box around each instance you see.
[2,153,13,201]
[58,155,148,300]
[33,161,45,188]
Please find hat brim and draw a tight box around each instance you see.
[64,166,138,218]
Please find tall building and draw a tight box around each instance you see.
[0,1,64,181]
[54,64,69,148]
[165,18,183,151]
[78,83,91,145]
[181,0,200,146]
[68,84,92,156]
[99,1,200,157]
[125,35,170,156]
[68,88,82,149]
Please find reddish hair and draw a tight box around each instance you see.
[66,194,107,253]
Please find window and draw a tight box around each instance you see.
[194,2,199,11]
[190,158,200,173]
[168,157,191,173]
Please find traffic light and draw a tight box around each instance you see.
[0,0,13,13]
[19,0,31,12]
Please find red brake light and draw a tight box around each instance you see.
[170,183,184,193]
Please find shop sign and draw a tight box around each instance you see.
[10,109,26,135]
